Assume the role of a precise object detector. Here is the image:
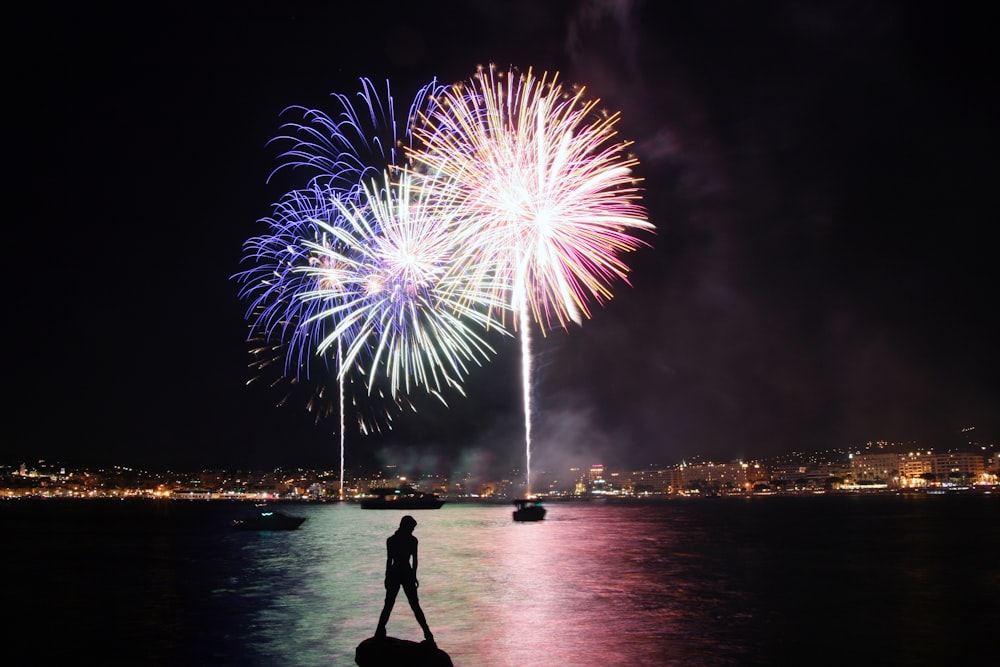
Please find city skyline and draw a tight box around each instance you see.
[8,432,996,483]
[5,441,996,501]
[10,1,998,473]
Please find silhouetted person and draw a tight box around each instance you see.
[375,515,434,644]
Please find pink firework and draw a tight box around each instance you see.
[409,64,653,333]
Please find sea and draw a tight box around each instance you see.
[4,492,998,666]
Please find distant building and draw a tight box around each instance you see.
[630,467,682,495]
[899,451,986,487]
[850,453,900,486]
[680,460,754,492]
[588,464,609,494]
[900,451,935,487]
[933,452,985,484]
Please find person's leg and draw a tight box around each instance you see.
[375,580,401,637]
[402,580,433,642]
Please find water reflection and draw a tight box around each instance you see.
[9,495,997,666]
[219,502,762,666]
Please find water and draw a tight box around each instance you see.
[5,493,998,666]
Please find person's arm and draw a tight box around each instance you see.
[412,538,419,586]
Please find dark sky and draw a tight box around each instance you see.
[9,0,997,476]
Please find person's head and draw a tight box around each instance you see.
[399,515,417,533]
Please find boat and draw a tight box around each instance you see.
[232,507,307,530]
[512,498,546,521]
[359,485,445,510]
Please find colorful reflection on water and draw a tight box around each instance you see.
[6,494,998,666]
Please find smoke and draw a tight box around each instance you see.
[529,394,626,472]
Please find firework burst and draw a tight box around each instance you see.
[237,74,425,496]
[408,64,653,494]
[235,181,402,435]
[297,171,509,402]
[236,79,452,471]
[410,64,653,333]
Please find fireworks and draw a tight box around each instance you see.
[269,77,444,194]
[236,79,449,496]
[409,64,653,334]
[238,78,442,401]
[236,67,652,495]
[237,182,339,379]
[297,171,508,402]
[236,181,401,434]
[236,76,508,418]
[407,64,653,493]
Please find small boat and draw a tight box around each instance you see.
[359,485,445,510]
[233,507,307,530]
[512,498,546,521]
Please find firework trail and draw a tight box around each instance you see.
[296,171,509,403]
[410,64,654,493]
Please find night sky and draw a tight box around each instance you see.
[10,1,997,475]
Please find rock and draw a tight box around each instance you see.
[355,636,454,667]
